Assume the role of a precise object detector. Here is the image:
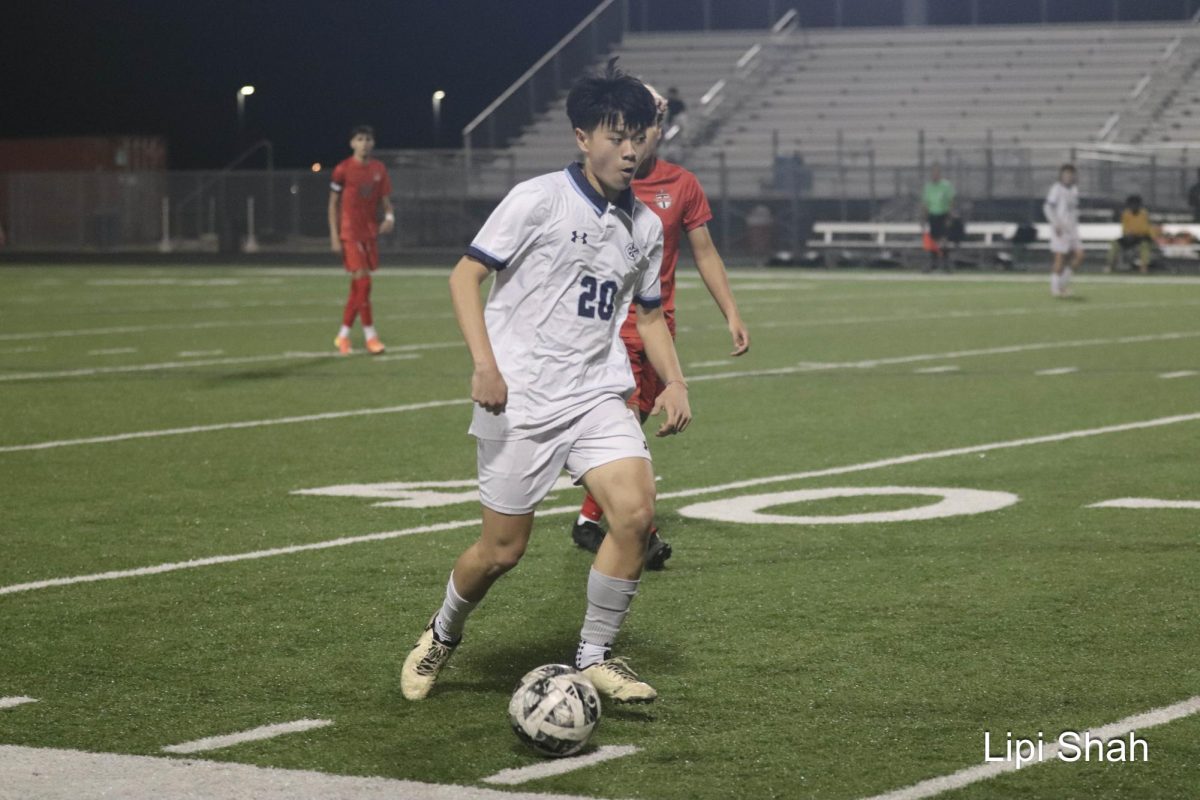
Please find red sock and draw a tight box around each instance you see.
[580,493,603,523]
[358,276,373,326]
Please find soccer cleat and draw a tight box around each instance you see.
[582,657,657,704]
[645,531,672,571]
[335,335,352,355]
[401,617,458,701]
[366,337,386,355]
[571,519,605,553]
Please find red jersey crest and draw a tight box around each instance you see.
[654,190,672,210]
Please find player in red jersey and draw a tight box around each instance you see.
[570,84,751,568]
[328,125,395,355]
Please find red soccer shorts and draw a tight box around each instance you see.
[623,339,666,417]
[342,239,378,272]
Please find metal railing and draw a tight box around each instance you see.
[461,0,625,181]
[1096,8,1200,144]
[5,141,1200,255]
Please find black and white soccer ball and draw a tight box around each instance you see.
[507,664,601,758]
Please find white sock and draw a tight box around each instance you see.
[1062,267,1073,291]
[337,325,351,338]
[363,325,378,340]
[433,572,476,644]
[576,568,639,669]
[1050,273,1061,294]
[576,641,610,669]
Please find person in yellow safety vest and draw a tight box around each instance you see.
[1106,194,1154,275]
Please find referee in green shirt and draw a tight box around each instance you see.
[922,163,955,272]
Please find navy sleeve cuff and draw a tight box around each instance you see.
[465,245,507,271]
[635,294,663,310]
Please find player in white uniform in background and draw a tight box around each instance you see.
[401,61,690,705]
[1044,163,1083,298]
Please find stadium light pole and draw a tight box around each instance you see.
[432,90,446,148]
[237,85,255,146]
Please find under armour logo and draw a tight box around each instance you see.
[571,230,588,244]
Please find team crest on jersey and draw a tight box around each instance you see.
[654,190,672,210]
[626,242,641,261]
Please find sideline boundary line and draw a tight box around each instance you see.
[3,410,1198,597]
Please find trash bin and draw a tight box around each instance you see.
[746,204,774,256]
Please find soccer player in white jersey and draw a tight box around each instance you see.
[400,62,690,704]
[1044,163,1083,297]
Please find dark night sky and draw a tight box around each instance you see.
[2,0,1195,169]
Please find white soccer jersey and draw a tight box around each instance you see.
[465,162,664,440]
[1043,181,1079,231]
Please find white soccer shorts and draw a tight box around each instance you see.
[1050,227,1082,255]
[476,396,651,515]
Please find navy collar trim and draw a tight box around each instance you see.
[566,162,634,216]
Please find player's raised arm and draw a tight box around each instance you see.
[449,255,506,414]
[687,224,749,356]
[635,303,691,436]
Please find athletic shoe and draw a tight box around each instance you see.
[366,337,386,355]
[645,531,672,571]
[571,519,605,553]
[335,335,352,355]
[401,617,458,701]
[582,657,657,704]
[573,521,672,571]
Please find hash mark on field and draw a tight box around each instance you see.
[1089,497,1200,510]
[856,695,1200,800]
[482,745,641,785]
[1034,367,1078,376]
[914,365,959,374]
[88,348,138,356]
[3,411,1199,596]
[0,696,38,709]
[177,349,224,358]
[162,719,332,754]
[1159,370,1197,379]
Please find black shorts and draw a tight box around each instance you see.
[928,213,949,240]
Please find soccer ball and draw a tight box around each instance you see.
[507,664,601,758]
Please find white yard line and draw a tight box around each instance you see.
[3,411,1197,597]
[0,351,422,383]
[0,352,342,382]
[0,744,612,800]
[1159,370,1198,379]
[482,745,640,785]
[0,696,38,709]
[653,412,1200,502]
[162,720,332,755]
[855,695,1200,800]
[688,330,1200,383]
[1034,367,1078,376]
[178,350,225,358]
[914,366,960,374]
[0,399,470,455]
[3,331,1196,454]
[1088,498,1200,510]
[0,315,455,343]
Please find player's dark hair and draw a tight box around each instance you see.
[1126,194,1142,207]
[566,58,656,134]
[1060,163,1076,175]
[351,125,375,139]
